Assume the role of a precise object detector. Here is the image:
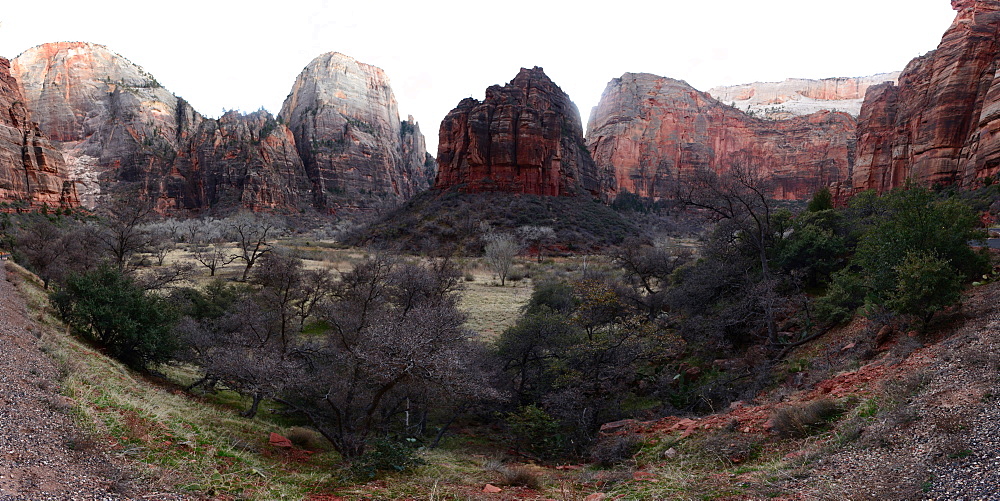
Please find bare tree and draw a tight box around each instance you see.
[674,156,782,343]
[484,233,520,286]
[95,194,155,271]
[278,254,499,459]
[193,243,237,276]
[227,212,282,281]
[517,225,556,263]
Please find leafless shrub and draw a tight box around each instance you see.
[590,434,644,467]
[497,465,543,490]
[285,426,328,450]
[771,399,842,438]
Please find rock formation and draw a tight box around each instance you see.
[168,109,313,212]
[0,56,77,208]
[848,0,1000,195]
[279,52,435,208]
[12,43,433,213]
[708,73,900,120]
[12,42,185,208]
[587,73,856,200]
[434,67,607,198]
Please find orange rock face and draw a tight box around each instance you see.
[435,67,608,198]
[0,57,78,208]
[587,73,856,200]
[850,0,1000,194]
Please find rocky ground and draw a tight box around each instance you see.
[0,264,189,500]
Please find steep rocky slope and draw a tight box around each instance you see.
[587,73,855,200]
[435,67,609,198]
[849,0,1000,195]
[0,57,77,208]
[279,52,435,208]
[708,73,900,119]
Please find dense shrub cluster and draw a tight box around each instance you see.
[343,190,640,254]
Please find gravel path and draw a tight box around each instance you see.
[0,265,190,500]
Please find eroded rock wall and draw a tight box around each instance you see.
[0,57,77,208]
[587,73,855,200]
[435,67,608,198]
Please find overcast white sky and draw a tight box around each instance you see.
[0,0,956,153]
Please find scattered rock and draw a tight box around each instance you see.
[268,433,293,448]
[482,483,502,493]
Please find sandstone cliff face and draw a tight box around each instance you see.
[167,109,313,213]
[279,52,434,208]
[708,73,900,120]
[435,67,607,197]
[0,57,77,208]
[13,42,194,208]
[12,43,431,213]
[587,73,856,200]
[850,0,1000,194]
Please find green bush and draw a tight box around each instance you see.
[506,404,570,460]
[347,438,424,480]
[52,264,178,370]
[887,250,962,325]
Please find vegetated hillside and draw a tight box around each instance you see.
[344,188,640,254]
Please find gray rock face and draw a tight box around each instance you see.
[280,52,435,209]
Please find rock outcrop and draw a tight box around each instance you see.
[708,73,900,120]
[0,57,77,208]
[279,52,435,208]
[849,0,1000,194]
[587,73,856,200]
[435,67,607,198]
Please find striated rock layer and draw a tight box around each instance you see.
[849,0,1000,195]
[587,73,856,200]
[0,57,77,208]
[708,73,900,120]
[435,67,608,198]
[12,43,433,213]
[279,52,435,208]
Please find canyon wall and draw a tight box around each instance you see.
[279,52,435,208]
[435,67,609,198]
[849,0,1000,194]
[12,43,433,213]
[0,57,77,208]
[587,73,855,200]
[708,73,900,120]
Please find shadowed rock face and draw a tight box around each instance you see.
[0,57,78,208]
[849,0,1000,195]
[587,73,856,201]
[279,52,435,208]
[434,67,608,198]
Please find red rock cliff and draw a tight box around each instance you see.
[850,0,1000,194]
[434,67,608,197]
[0,57,77,208]
[587,73,856,200]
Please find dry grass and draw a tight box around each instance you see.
[457,264,533,340]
